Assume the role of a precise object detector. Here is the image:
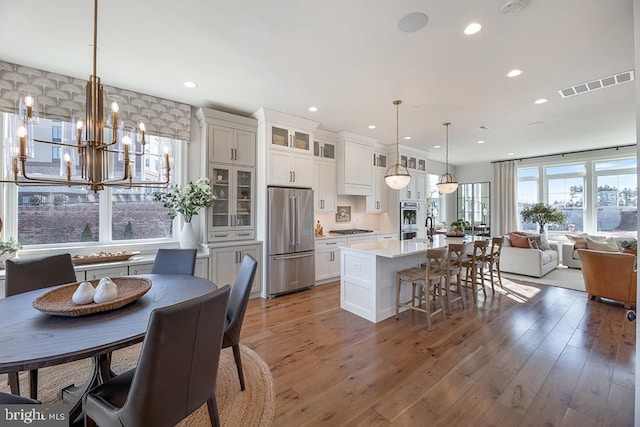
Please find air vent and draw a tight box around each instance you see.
[478,125,490,130]
[558,71,634,98]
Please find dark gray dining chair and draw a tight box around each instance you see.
[84,285,231,427]
[222,255,258,391]
[150,248,197,275]
[5,253,77,399]
[0,391,39,404]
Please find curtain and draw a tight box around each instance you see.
[492,160,518,236]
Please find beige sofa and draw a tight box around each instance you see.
[500,235,559,278]
[562,235,631,269]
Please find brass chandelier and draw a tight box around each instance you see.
[2,0,170,192]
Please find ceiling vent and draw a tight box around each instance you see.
[559,71,635,98]
[500,0,526,14]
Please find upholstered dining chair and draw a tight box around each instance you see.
[222,254,258,391]
[150,248,197,275]
[0,391,39,404]
[5,253,77,399]
[84,285,231,427]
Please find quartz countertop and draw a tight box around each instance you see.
[341,235,448,258]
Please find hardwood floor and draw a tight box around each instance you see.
[241,279,635,426]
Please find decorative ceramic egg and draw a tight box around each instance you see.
[94,278,118,303]
[72,281,95,305]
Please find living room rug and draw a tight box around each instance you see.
[0,344,275,426]
[502,265,586,292]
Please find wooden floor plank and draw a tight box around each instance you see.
[238,279,635,426]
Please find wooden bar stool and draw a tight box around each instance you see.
[444,242,466,312]
[395,247,448,330]
[461,240,488,303]
[483,237,504,292]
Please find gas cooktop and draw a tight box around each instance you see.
[329,229,374,235]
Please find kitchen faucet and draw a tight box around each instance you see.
[425,216,434,241]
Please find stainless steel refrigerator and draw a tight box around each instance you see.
[267,187,315,297]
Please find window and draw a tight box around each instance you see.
[426,174,444,225]
[516,155,636,237]
[2,113,181,247]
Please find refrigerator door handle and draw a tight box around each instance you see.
[273,253,314,260]
[289,195,296,247]
[294,196,300,245]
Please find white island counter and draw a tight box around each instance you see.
[340,235,449,323]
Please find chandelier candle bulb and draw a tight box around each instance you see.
[17,125,27,157]
[24,95,34,119]
[139,122,146,144]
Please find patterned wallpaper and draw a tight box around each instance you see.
[0,60,191,141]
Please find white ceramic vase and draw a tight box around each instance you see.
[179,222,198,249]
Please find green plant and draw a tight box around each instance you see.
[53,194,69,206]
[154,177,214,223]
[30,194,45,206]
[0,237,22,254]
[620,238,637,249]
[450,219,471,230]
[520,203,567,234]
[80,223,93,241]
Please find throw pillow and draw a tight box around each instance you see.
[513,231,549,250]
[566,233,588,249]
[585,236,619,252]
[528,237,540,250]
[508,232,531,249]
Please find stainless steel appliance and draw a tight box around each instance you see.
[267,187,315,297]
[329,229,374,235]
[400,201,419,240]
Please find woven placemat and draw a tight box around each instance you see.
[32,277,151,317]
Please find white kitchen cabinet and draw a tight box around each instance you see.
[377,233,398,241]
[210,242,262,294]
[268,149,314,188]
[314,160,336,212]
[337,131,376,195]
[196,108,258,168]
[347,235,377,245]
[404,171,426,200]
[269,123,312,154]
[315,238,346,283]
[85,266,129,280]
[366,166,389,213]
[207,164,255,242]
[128,263,154,275]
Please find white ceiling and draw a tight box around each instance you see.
[0,0,635,165]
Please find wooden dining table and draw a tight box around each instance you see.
[0,274,217,424]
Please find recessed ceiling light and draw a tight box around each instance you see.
[434,145,441,149]
[368,125,376,129]
[464,22,482,35]
[477,140,485,144]
[508,152,515,156]
[183,81,197,88]
[398,12,429,33]
[478,125,490,130]
[308,106,318,112]
[507,69,522,77]
[534,98,548,104]
[404,136,411,140]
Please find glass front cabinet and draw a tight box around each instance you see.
[207,164,255,241]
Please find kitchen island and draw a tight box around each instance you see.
[340,235,449,323]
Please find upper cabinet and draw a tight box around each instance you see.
[336,131,376,195]
[366,146,390,212]
[196,108,257,168]
[314,129,338,212]
[253,108,320,189]
[395,145,428,201]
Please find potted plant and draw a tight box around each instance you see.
[449,219,471,236]
[0,237,22,267]
[154,177,214,248]
[520,202,567,234]
[620,238,637,255]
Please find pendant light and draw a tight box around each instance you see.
[436,122,459,194]
[384,100,411,190]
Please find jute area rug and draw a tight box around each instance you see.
[0,344,275,426]
[501,265,586,292]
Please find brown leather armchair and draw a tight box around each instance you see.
[577,249,637,308]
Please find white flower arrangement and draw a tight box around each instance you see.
[154,177,214,223]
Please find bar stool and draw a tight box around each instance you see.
[483,237,504,292]
[444,243,466,312]
[395,247,448,330]
[461,240,489,303]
